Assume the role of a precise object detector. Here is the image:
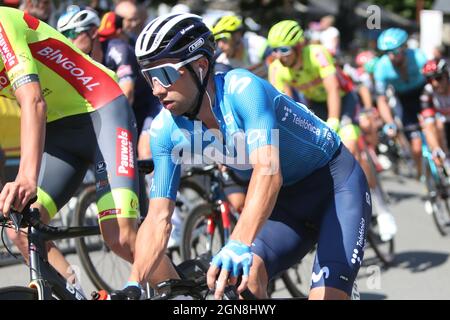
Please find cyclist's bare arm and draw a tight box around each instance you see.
[376,95,395,125]
[119,79,135,106]
[358,85,373,109]
[129,197,179,286]
[230,145,282,245]
[0,81,46,215]
[422,120,442,152]
[323,74,341,119]
[421,112,445,165]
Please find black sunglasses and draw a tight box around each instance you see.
[426,74,444,82]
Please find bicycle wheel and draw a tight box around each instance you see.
[180,203,233,261]
[0,286,38,300]
[366,215,395,266]
[280,246,316,298]
[177,178,208,225]
[425,165,450,236]
[74,185,131,292]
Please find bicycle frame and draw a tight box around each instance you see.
[420,131,442,190]
[1,208,100,300]
[202,167,235,247]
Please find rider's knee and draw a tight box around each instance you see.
[227,193,245,213]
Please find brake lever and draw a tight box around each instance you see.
[9,211,23,233]
[7,196,38,232]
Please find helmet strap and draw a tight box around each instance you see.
[183,59,212,121]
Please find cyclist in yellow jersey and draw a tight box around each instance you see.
[268,20,397,241]
[211,15,270,78]
[0,6,143,287]
[267,20,361,157]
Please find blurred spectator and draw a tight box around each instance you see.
[171,3,190,14]
[20,0,52,23]
[433,45,447,61]
[319,15,340,57]
[115,0,144,46]
[306,21,321,45]
[89,0,114,17]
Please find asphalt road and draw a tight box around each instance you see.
[0,170,449,300]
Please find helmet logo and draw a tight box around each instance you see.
[181,24,194,35]
[189,38,204,53]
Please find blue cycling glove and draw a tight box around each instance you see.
[211,240,253,277]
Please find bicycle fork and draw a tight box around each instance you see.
[28,226,87,300]
[205,201,233,252]
[219,201,232,242]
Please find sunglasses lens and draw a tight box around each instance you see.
[388,48,402,55]
[62,29,79,39]
[274,46,292,56]
[428,75,443,82]
[142,66,181,88]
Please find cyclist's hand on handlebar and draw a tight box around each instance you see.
[383,123,398,138]
[207,240,253,300]
[0,176,37,217]
[432,147,446,167]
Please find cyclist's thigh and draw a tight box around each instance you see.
[252,219,317,281]
[313,145,371,296]
[90,96,140,224]
[341,91,360,121]
[252,156,338,279]
[37,121,90,219]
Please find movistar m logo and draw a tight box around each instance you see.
[181,24,194,35]
[227,75,251,94]
[311,266,330,283]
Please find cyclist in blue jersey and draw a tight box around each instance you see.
[374,28,428,177]
[111,13,371,300]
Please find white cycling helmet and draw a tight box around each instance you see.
[57,5,100,34]
[135,13,214,67]
[135,13,215,120]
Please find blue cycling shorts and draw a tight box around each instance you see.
[252,144,372,296]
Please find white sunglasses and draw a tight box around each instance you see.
[141,54,203,89]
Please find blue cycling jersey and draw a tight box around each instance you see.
[374,48,427,95]
[149,69,341,200]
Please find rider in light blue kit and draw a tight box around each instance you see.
[112,13,371,300]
